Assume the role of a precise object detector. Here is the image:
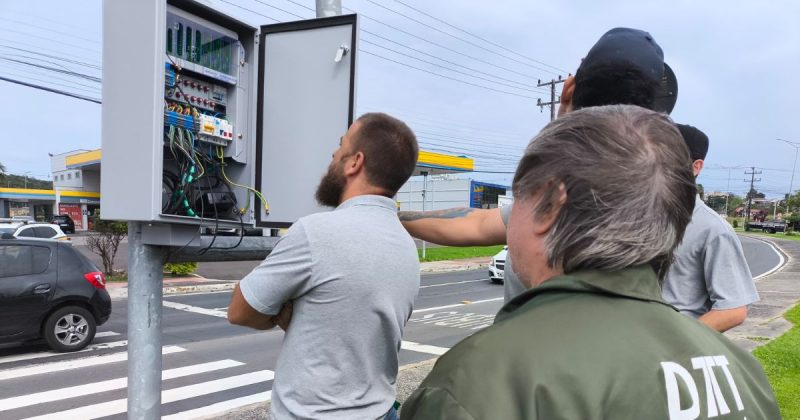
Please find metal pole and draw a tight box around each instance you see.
[788,147,798,214]
[724,168,731,217]
[421,172,427,259]
[127,222,165,419]
[315,0,342,17]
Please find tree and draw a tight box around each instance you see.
[86,211,127,276]
[0,162,6,183]
[727,194,744,215]
[747,188,765,200]
[696,183,704,200]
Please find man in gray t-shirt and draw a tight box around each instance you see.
[228,113,420,419]
[662,125,758,332]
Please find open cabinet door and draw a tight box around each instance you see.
[256,15,357,228]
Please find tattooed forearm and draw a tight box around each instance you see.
[398,208,476,221]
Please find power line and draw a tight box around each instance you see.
[387,0,567,73]
[0,64,102,93]
[360,39,542,94]
[0,37,100,64]
[0,57,101,82]
[0,45,102,70]
[0,27,101,54]
[0,75,101,104]
[250,0,306,19]
[363,0,560,77]
[361,29,545,92]
[0,16,101,44]
[346,7,545,83]
[218,0,280,22]
[361,49,537,99]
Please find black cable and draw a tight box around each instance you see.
[0,57,101,82]
[387,0,568,73]
[345,7,552,82]
[361,30,546,92]
[364,0,561,77]
[361,49,536,100]
[218,0,280,22]
[0,75,100,104]
[0,45,102,69]
[360,39,542,94]
[0,16,100,44]
[0,68,101,94]
[251,0,306,19]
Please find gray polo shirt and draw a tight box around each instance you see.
[662,196,759,317]
[239,195,420,420]
[500,205,527,302]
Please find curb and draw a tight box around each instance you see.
[108,281,237,300]
[420,262,489,273]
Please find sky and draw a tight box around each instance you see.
[0,0,798,198]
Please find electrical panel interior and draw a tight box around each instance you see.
[160,7,262,225]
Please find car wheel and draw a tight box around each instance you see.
[43,306,96,352]
[490,278,504,284]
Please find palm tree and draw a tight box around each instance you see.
[0,161,6,180]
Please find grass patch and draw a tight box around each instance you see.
[106,274,128,283]
[753,303,800,419]
[418,245,505,262]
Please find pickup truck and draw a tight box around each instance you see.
[745,220,787,234]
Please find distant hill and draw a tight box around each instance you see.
[1,174,53,190]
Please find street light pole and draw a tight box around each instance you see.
[777,139,800,233]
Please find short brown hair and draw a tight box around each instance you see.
[352,113,419,196]
[513,105,696,278]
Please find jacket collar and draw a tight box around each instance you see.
[497,265,676,322]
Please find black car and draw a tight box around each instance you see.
[0,238,111,352]
[50,214,76,234]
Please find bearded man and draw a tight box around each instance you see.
[228,112,421,420]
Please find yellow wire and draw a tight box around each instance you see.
[217,146,270,214]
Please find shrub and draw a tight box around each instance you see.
[164,262,198,276]
[732,219,739,229]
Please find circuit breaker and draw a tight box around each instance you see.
[101,0,357,238]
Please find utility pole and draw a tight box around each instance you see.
[744,167,762,224]
[537,75,566,121]
[777,138,800,216]
[316,0,341,17]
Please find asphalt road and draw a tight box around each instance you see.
[1,235,779,419]
[0,269,504,419]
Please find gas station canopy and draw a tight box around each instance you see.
[413,150,474,176]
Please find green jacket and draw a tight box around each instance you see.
[401,266,780,420]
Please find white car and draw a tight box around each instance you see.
[0,222,70,241]
[489,246,508,284]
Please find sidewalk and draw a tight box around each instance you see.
[106,257,492,300]
[724,235,800,351]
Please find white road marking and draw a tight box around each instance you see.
[0,346,185,381]
[413,297,504,314]
[401,341,450,356]
[410,312,495,330]
[162,391,272,420]
[0,339,129,365]
[22,370,275,420]
[163,300,228,318]
[95,331,121,338]
[419,278,488,289]
[0,359,243,412]
[745,236,788,280]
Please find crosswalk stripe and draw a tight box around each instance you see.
[163,300,227,318]
[0,346,185,381]
[95,331,120,338]
[162,391,272,420]
[22,370,275,420]
[0,340,129,365]
[401,340,450,356]
[0,359,243,412]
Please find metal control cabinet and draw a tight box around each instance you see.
[101,0,357,233]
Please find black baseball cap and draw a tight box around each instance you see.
[576,28,678,114]
[676,124,709,161]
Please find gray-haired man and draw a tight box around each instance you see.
[401,105,779,420]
